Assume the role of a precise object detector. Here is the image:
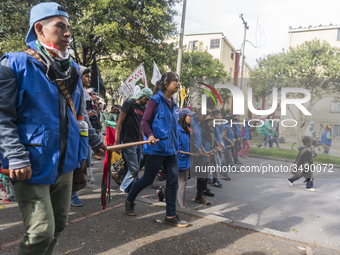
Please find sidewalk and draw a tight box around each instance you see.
[1,187,339,254]
[1,192,338,255]
[1,157,340,254]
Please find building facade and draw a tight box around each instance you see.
[284,25,340,140]
[183,32,251,80]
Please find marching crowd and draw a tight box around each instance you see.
[0,2,336,254]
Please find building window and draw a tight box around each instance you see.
[231,50,234,59]
[230,67,233,76]
[210,39,220,49]
[189,41,199,50]
[330,101,340,112]
[333,125,340,137]
[338,29,340,41]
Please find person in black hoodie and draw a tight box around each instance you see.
[286,136,317,192]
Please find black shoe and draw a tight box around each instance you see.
[125,199,137,216]
[212,181,223,188]
[203,190,215,197]
[195,195,211,205]
[208,179,213,185]
[222,176,231,181]
[257,143,262,148]
[164,214,189,228]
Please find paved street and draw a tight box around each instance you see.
[1,155,340,254]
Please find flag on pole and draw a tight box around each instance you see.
[90,55,106,98]
[151,61,162,86]
[180,87,187,108]
[180,87,186,102]
[118,63,148,100]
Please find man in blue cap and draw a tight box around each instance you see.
[0,2,105,254]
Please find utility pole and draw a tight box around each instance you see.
[175,0,187,104]
[238,14,249,89]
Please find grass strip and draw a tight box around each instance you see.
[248,147,340,165]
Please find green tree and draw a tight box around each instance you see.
[0,0,180,98]
[250,39,340,136]
[172,44,231,109]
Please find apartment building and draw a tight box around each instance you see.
[183,32,251,80]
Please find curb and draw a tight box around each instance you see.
[118,193,340,252]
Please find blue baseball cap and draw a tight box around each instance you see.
[179,108,195,118]
[25,2,69,43]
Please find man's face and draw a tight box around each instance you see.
[112,107,118,113]
[81,73,91,88]
[35,16,71,52]
[94,98,99,105]
[98,104,103,110]
[139,96,150,106]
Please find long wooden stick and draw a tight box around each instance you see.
[0,168,10,176]
[0,138,168,177]
[178,150,196,156]
[106,137,167,151]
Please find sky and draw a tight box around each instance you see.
[174,0,340,68]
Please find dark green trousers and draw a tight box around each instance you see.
[13,171,72,255]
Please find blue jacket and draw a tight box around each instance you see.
[235,124,242,138]
[177,125,190,170]
[321,130,332,146]
[1,41,88,184]
[202,130,211,152]
[222,124,234,150]
[214,125,222,144]
[192,116,202,153]
[242,125,250,140]
[143,91,178,156]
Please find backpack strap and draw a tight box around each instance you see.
[24,48,77,121]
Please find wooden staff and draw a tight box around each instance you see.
[0,138,169,177]
[0,168,10,177]
[106,137,168,151]
[220,145,232,152]
[178,150,197,156]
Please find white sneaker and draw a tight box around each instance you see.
[286,179,293,187]
[306,188,317,192]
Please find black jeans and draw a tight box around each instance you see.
[127,155,178,216]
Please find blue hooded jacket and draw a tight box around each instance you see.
[177,125,190,170]
[1,41,88,184]
[242,125,250,140]
[192,116,202,153]
[222,124,234,150]
[321,130,332,146]
[143,91,178,156]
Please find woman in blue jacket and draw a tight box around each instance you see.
[125,72,188,228]
[177,108,195,208]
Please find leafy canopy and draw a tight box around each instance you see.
[171,44,230,109]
